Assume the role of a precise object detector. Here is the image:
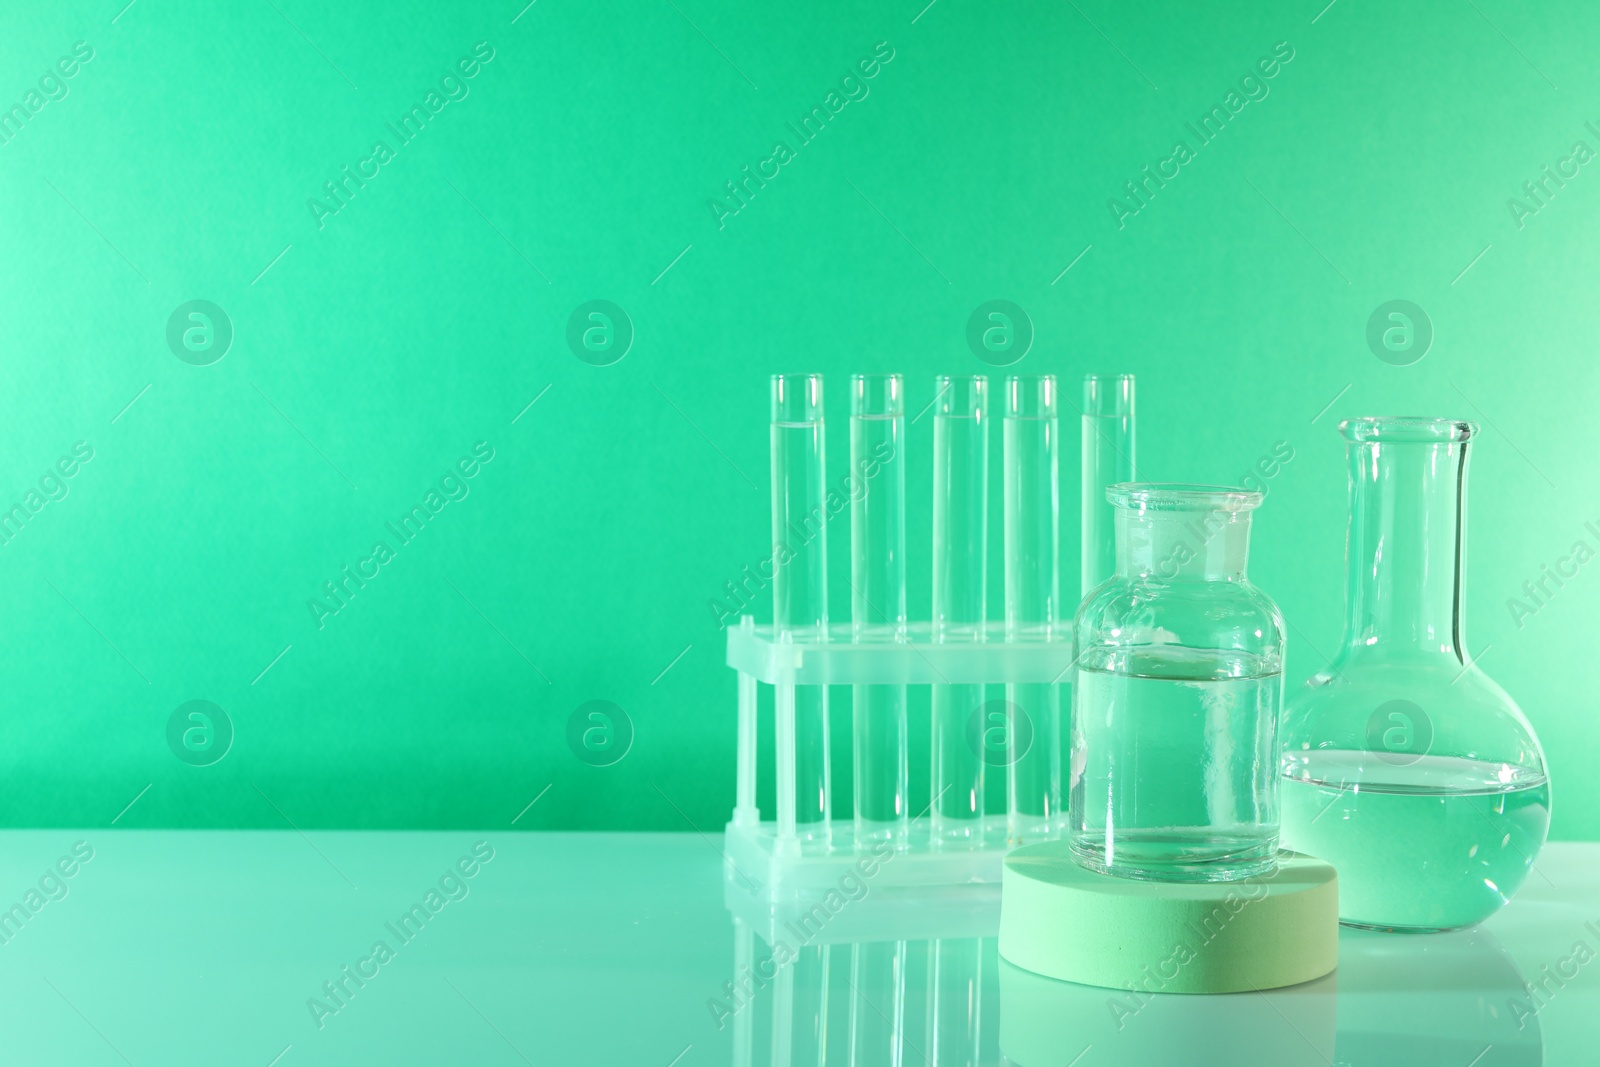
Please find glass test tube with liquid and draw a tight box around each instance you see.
[771,373,831,845]
[1004,375,1061,843]
[931,375,989,848]
[850,374,909,850]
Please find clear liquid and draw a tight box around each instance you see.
[1281,751,1550,931]
[1070,650,1281,881]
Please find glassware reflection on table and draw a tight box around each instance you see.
[997,923,1539,1067]
[718,897,1542,1065]
[1332,925,1541,1066]
[1070,483,1286,882]
[723,921,1002,1067]
[1279,417,1550,931]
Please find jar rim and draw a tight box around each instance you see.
[1340,416,1476,443]
[1108,482,1263,513]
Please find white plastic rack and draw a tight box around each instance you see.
[724,617,1074,901]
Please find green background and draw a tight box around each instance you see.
[1,0,1595,837]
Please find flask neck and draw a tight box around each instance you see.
[1116,509,1252,581]
[1343,438,1468,659]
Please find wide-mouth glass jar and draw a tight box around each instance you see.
[1069,483,1286,882]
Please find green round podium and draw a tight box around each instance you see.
[1000,841,1339,994]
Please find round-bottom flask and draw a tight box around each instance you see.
[1280,417,1549,931]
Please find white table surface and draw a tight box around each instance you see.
[0,830,1592,1065]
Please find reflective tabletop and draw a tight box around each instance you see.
[1,831,1593,1065]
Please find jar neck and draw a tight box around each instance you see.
[1343,439,1467,659]
[1116,509,1253,581]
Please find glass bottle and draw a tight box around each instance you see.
[1280,417,1550,931]
[1070,484,1285,882]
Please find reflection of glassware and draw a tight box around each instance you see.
[722,897,1002,1067]
[1334,925,1542,1065]
[1280,417,1550,931]
[1000,957,1336,1067]
[1070,484,1285,882]
[998,922,1542,1067]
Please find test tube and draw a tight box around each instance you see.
[771,373,831,845]
[850,374,909,850]
[1004,375,1060,843]
[1081,374,1136,598]
[931,375,988,847]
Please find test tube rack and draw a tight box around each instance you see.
[723,372,1135,906]
[724,617,1075,900]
